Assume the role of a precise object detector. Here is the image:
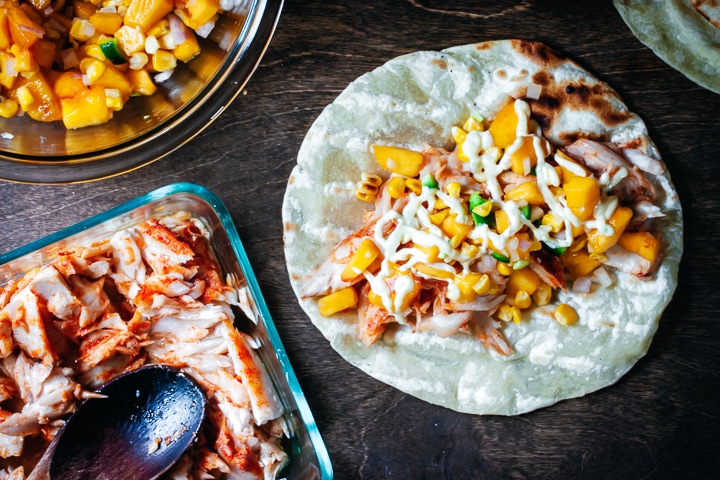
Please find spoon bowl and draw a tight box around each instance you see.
[29,364,207,480]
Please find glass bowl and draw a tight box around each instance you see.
[0,182,333,479]
[0,0,282,185]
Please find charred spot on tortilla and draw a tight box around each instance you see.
[525,78,632,144]
[432,59,448,69]
[511,39,567,65]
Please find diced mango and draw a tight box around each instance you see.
[53,71,86,98]
[73,1,97,20]
[318,287,358,317]
[127,68,157,96]
[563,176,600,221]
[341,238,381,282]
[8,72,61,122]
[185,0,219,29]
[618,231,660,262]
[384,268,421,311]
[173,31,200,63]
[93,63,133,98]
[495,209,510,234]
[441,215,473,242]
[10,45,37,73]
[61,85,111,129]
[372,145,425,177]
[124,0,174,31]
[90,12,124,35]
[510,136,537,174]
[505,268,541,298]
[414,262,454,280]
[488,102,518,149]
[562,248,601,278]
[29,40,56,69]
[454,272,483,303]
[0,10,11,51]
[505,181,545,205]
[556,150,589,182]
[587,206,633,254]
[8,7,43,49]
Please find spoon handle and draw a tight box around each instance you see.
[25,436,56,480]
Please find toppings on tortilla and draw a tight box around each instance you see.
[301,97,666,355]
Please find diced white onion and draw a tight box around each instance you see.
[572,276,592,293]
[526,82,542,100]
[195,20,215,38]
[591,267,613,288]
[154,69,174,83]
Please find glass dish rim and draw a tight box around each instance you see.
[0,181,333,479]
[0,0,283,185]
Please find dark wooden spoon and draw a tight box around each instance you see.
[28,364,207,480]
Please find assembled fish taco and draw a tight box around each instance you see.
[282,40,682,415]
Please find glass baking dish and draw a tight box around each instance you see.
[0,182,332,480]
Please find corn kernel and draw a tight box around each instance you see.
[80,58,106,84]
[461,242,479,259]
[452,126,469,161]
[434,198,447,210]
[387,176,405,199]
[0,98,19,118]
[355,172,383,203]
[85,45,105,61]
[16,86,34,110]
[429,209,448,226]
[446,182,461,198]
[463,115,484,132]
[554,303,578,326]
[450,234,463,249]
[514,290,532,309]
[497,261,513,276]
[105,89,123,111]
[541,213,564,233]
[129,52,149,70]
[472,200,493,217]
[497,304,521,324]
[532,282,552,307]
[152,50,177,72]
[452,126,467,145]
[147,19,170,37]
[405,178,422,195]
[70,19,95,42]
[472,274,490,295]
[532,282,552,306]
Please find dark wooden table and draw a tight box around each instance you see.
[1,1,718,478]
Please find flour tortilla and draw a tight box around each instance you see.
[282,40,683,415]
[615,0,720,94]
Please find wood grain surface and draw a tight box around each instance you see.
[0,1,718,479]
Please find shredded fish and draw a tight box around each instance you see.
[0,212,287,479]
